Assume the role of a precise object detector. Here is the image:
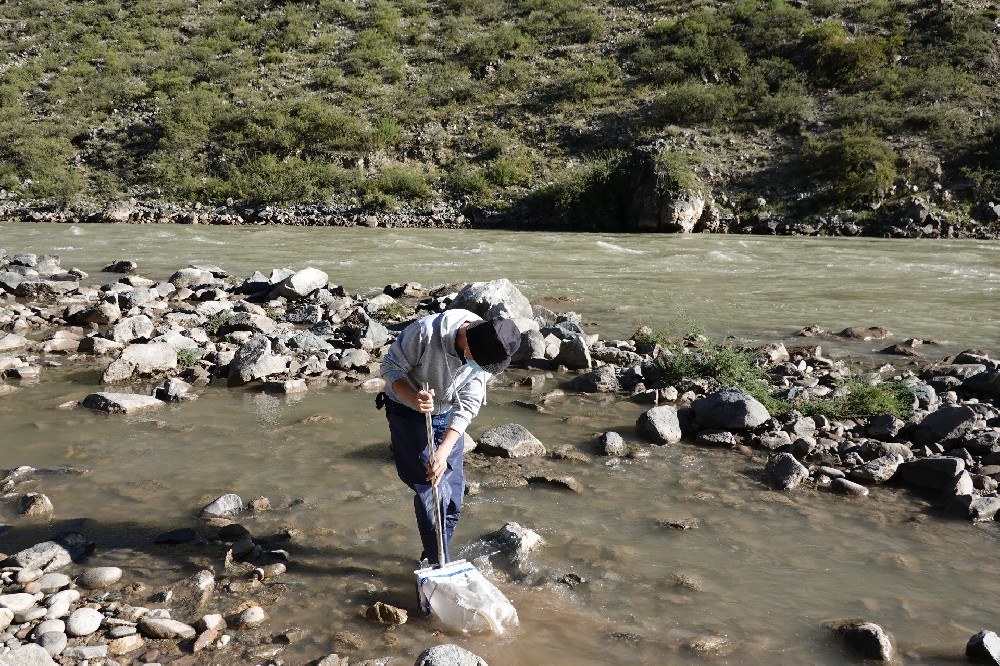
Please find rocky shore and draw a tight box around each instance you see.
[2,195,999,240]
[2,249,1000,664]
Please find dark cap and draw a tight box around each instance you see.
[466,318,521,374]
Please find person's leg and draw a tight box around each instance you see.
[388,410,441,561]
[442,432,465,550]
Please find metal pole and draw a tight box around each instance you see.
[424,383,447,567]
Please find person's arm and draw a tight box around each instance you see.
[391,378,434,412]
[427,427,462,484]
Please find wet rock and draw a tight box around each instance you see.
[169,267,218,290]
[154,527,197,544]
[20,492,53,517]
[365,601,407,625]
[831,478,869,496]
[0,333,29,351]
[636,405,682,444]
[103,259,137,273]
[138,617,197,639]
[512,329,546,363]
[967,629,1000,664]
[154,377,196,402]
[946,494,1000,521]
[838,327,893,340]
[830,619,894,661]
[78,336,124,356]
[14,534,92,571]
[200,493,244,518]
[913,405,978,446]
[849,454,903,484]
[415,644,488,666]
[696,429,737,447]
[492,522,544,558]
[278,267,328,299]
[692,387,770,430]
[896,456,965,490]
[526,473,583,492]
[77,566,123,589]
[234,605,268,629]
[228,334,291,387]
[82,392,162,414]
[766,453,809,490]
[478,424,545,458]
[569,365,619,392]
[598,431,626,456]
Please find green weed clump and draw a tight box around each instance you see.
[176,347,199,369]
[799,377,913,420]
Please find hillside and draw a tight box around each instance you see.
[0,0,998,235]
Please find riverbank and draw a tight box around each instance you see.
[2,249,1000,663]
[2,198,999,240]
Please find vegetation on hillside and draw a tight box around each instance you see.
[0,0,997,226]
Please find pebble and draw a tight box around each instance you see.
[77,566,123,589]
[66,606,104,636]
[31,619,65,638]
[36,630,68,657]
[235,605,268,629]
[108,625,137,638]
[35,572,71,593]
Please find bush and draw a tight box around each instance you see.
[805,126,897,205]
[486,152,533,187]
[800,377,913,420]
[806,22,888,88]
[652,83,736,127]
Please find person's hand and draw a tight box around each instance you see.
[426,449,448,485]
[414,387,434,413]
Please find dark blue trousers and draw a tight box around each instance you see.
[385,399,465,565]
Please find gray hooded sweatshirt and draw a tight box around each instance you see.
[380,309,488,435]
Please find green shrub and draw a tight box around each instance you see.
[559,58,620,102]
[205,310,234,335]
[805,126,897,205]
[806,22,888,87]
[652,82,736,127]
[486,152,533,187]
[368,118,403,149]
[365,165,433,202]
[176,347,199,369]
[799,377,913,420]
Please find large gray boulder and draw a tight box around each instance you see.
[553,335,591,370]
[448,279,533,322]
[766,452,809,490]
[169,268,218,290]
[228,335,291,387]
[478,424,545,458]
[848,454,904,485]
[692,387,770,430]
[67,301,121,326]
[636,405,682,444]
[568,366,619,393]
[0,333,29,352]
[277,267,328,299]
[895,456,965,490]
[13,279,78,299]
[217,311,277,336]
[946,494,1000,522]
[913,406,978,446]
[414,644,488,666]
[82,392,163,414]
[106,314,154,343]
[512,329,545,363]
[965,370,1000,398]
[101,343,178,383]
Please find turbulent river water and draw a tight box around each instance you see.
[1,224,999,664]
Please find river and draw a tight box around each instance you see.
[1,223,999,664]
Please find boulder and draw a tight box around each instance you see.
[13,280,78,299]
[692,387,770,430]
[105,314,155,343]
[967,629,1000,665]
[217,311,277,336]
[169,268,218,290]
[492,522,544,558]
[277,267,328,299]
[946,494,1000,522]
[478,424,545,458]
[101,343,178,383]
[364,602,407,626]
[965,369,1000,398]
[0,644,58,666]
[598,431,626,456]
[896,457,966,490]
[414,644,488,666]
[696,429,737,447]
[82,392,162,414]
[766,452,809,490]
[200,493,244,518]
[848,454,904,484]
[568,366,619,393]
[553,335,591,370]
[228,335,291,387]
[448,278,533,322]
[512,329,545,364]
[830,620,894,661]
[138,617,197,640]
[68,301,122,326]
[0,333,29,352]
[913,406,978,446]
[636,405,682,444]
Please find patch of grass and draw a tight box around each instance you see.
[799,377,913,420]
[176,347,199,369]
[205,310,234,335]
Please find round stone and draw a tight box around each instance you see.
[0,592,38,612]
[32,619,65,639]
[234,606,268,629]
[36,573,72,593]
[36,631,68,657]
[15,568,43,584]
[77,566,123,590]
[66,607,104,636]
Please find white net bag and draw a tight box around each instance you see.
[415,559,519,635]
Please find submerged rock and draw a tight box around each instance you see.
[636,405,682,444]
[829,619,894,661]
[967,629,1000,664]
[81,392,162,414]
[415,644,488,666]
[766,453,809,490]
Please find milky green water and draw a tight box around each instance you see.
[1,224,999,664]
